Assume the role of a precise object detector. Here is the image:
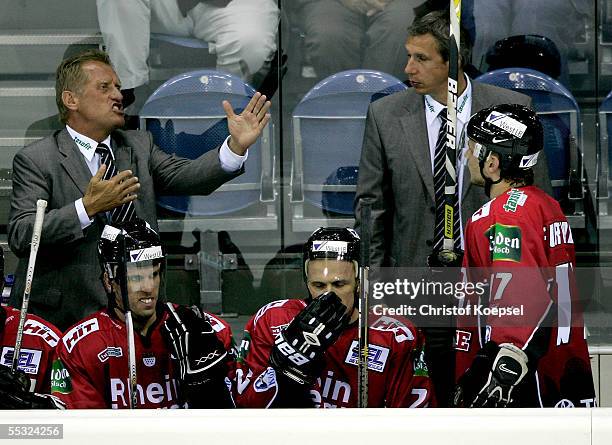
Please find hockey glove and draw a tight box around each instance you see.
[163,304,230,403]
[454,342,529,408]
[0,365,65,409]
[269,291,350,386]
[427,249,464,268]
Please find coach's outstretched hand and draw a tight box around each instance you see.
[224,92,271,156]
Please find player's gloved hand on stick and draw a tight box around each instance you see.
[269,291,349,386]
[163,304,229,391]
[427,249,464,268]
[453,342,529,408]
[0,365,65,409]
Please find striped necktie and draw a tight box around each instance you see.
[96,143,136,223]
[432,110,461,252]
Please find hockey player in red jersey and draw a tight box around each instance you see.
[235,227,434,408]
[51,218,236,409]
[0,245,64,409]
[453,104,595,408]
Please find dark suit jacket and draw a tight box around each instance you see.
[8,128,240,330]
[354,80,552,267]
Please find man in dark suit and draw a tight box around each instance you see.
[8,49,271,331]
[354,11,552,406]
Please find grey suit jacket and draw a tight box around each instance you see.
[354,80,552,267]
[8,128,240,330]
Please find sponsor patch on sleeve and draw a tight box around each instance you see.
[23,319,60,347]
[1,347,42,375]
[344,341,390,373]
[97,346,123,363]
[63,318,99,353]
[50,359,72,395]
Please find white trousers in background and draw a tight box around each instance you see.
[96,0,279,89]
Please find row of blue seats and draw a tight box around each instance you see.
[139,67,587,219]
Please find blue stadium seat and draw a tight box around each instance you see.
[290,69,407,226]
[598,91,612,215]
[476,68,583,204]
[139,69,274,219]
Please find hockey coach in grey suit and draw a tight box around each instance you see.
[8,49,271,330]
[355,10,551,269]
[354,11,552,406]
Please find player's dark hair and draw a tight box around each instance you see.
[407,10,472,69]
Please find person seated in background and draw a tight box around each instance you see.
[0,246,65,410]
[484,34,563,80]
[294,0,424,80]
[235,227,434,408]
[51,218,236,409]
[468,0,591,86]
[96,0,280,109]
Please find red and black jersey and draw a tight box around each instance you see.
[456,186,596,407]
[51,304,234,409]
[0,305,61,393]
[236,299,434,408]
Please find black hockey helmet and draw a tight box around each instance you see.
[485,34,562,80]
[303,227,360,282]
[467,103,543,174]
[98,217,165,282]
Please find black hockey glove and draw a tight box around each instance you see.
[453,342,529,408]
[163,304,233,407]
[0,365,65,409]
[269,291,350,386]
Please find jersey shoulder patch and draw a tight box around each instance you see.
[62,318,100,353]
[253,299,301,327]
[471,200,492,223]
[23,318,60,348]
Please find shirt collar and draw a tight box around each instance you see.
[66,125,113,162]
[424,75,472,127]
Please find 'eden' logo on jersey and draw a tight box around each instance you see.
[547,221,574,248]
[486,224,522,262]
[503,189,527,213]
[344,341,389,373]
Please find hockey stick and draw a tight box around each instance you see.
[434,0,462,265]
[118,233,138,409]
[357,198,373,408]
[11,199,47,374]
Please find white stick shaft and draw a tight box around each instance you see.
[125,311,138,409]
[12,199,47,373]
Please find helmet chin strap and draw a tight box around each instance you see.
[480,161,503,198]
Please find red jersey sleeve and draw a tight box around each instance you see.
[51,317,108,408]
